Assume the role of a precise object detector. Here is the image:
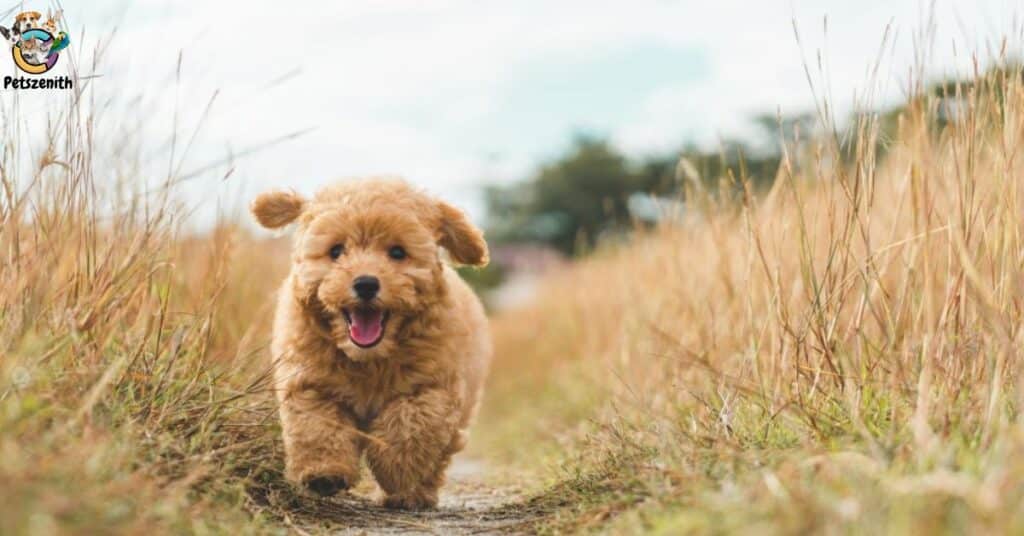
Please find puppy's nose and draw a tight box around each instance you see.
[352,275,380,301]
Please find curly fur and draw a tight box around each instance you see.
[252,178,492,509]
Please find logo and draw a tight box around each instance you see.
[1,9,72,89]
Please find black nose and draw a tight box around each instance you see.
[352,275,380,300]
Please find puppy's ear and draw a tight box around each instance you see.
[436,201,489,266]
[251,190,306,229]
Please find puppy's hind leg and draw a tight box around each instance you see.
[365,388,463,509]
[279,388,364,497]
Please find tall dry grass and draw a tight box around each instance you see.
[3,18,1024,536]
[481,60,1024,532]
[0,61,297,532]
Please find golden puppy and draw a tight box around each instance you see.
[251,179,492,509]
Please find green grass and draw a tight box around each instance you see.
[5,18,1024,536]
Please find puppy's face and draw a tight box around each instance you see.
[251,181,488,361]
[14,13,40,32]
[296,208,440,358]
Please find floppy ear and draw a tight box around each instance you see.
[436,201,489,266]
[251,190,306,229]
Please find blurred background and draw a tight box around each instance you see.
[6,0,1004,305]
[3,3,1009,207]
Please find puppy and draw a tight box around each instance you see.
[2,11,39,46]
[11,11,41,35]
[251,178,492,509]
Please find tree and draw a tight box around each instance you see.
[486,136,649,254]
[484,118,801,255]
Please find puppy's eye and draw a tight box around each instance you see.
[329,244,344,260]
[388,245,407,260]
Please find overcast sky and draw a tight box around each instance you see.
[2,0,1021,227]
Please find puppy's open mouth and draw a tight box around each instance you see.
[342,307,389,348]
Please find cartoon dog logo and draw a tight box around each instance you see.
[1,10,69,75]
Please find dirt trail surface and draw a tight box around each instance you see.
[281,457,540,535]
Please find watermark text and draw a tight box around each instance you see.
[4,75,73,90]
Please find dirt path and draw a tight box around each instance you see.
[280,456,539,535]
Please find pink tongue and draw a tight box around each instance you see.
[349,309,384,346]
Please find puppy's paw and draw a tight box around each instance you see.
[382,489,438,510]
[301,474,351,497]
[291,459,361,497]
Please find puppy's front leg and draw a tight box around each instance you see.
[366,388,463,509]
[279,387,364,497]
